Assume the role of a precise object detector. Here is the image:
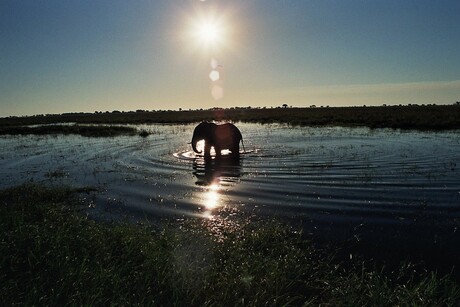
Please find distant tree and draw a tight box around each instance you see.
[282,104,288,108]
[456,101,460,106]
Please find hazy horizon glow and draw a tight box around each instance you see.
[1,0,460,117]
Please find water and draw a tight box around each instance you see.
[1,123,459,267]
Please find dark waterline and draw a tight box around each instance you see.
[1,123,459,271]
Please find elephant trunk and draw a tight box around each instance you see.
[191,137,201,153]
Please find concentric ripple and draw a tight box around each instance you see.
[1,123,459,252]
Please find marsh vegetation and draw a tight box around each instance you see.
[2,105,460,131]
[1,184,459,306]
[0,124,138,137]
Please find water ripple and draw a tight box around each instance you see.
[1,124,459,246]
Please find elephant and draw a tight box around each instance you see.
[191,121,244,159]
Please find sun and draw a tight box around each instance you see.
[193,18,225,48]
[197,20,221,44]
[184,12,228,52]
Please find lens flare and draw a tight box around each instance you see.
[209,70,220,82]
[211,84,224,100]
[181,8,235,101]
[211,58,218,69]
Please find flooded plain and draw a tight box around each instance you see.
[1,123,459,265]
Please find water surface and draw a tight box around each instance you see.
[1,123,459,265]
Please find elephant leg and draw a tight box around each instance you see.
[231,144,240,156]
[215,146,222,158]
[204,143,212,159]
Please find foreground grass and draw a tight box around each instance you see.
[1,184,459,306]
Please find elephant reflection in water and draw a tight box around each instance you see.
[191,121,245,159]
[193,156,242,186]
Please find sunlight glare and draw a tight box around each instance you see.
[196,140,205,154]
[198,21,220,43]
[195,139,217,156]
[204,184,220,210]
[185,11,229,52]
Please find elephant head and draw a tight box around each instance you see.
[191,121,244,158]
[191,121,210,154]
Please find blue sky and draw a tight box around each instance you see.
[1,0,460,116]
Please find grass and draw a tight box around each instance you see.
[0,124,138,137]
[1,105,460,131]
[1,183,459,306]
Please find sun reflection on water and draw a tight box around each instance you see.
[190,150,245,235]
[199,182,246,242]
[203,183,220,216]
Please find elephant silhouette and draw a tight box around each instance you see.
[191,121,245,159]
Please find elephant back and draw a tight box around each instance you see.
[220,123,242,140]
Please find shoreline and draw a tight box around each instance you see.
[1,105,460,131]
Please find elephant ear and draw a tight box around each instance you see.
[191,122,212,153]
[195,122,209,134]
[197,121,207,129]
